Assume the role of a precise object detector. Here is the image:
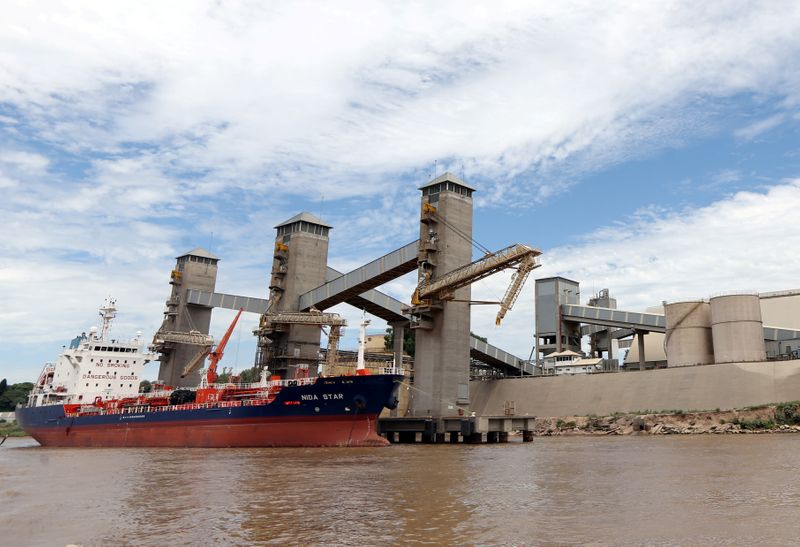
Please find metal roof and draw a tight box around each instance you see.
[176,247,219,260]
[418,171,476,191]
[545,350,582,358]
[274,211,332,229]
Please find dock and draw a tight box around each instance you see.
[378,416,536,444]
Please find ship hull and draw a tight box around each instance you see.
[17,374,401,448]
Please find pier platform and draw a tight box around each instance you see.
[378,416,536,444]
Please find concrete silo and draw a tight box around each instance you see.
[710,294,766,363]
[664,300,714,367]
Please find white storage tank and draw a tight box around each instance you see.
[664,300,714,367]
[710,293,766,363]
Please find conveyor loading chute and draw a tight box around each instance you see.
[256,310,348,374]
[412,243,542,325]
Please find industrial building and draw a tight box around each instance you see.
[618,290,800,368]
[149,172,800,442]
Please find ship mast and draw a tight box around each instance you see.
[357,313,370,374]
[98,298,117,341]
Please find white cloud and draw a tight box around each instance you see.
[0,151,49,173]
[2,2,800,200]
[736,113,787,141]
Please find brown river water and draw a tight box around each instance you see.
[3,435,800,546]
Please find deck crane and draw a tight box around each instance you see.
[410,243,542,325]
[205,308,244,384]
[180,308,244,383]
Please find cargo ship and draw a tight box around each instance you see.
[15,300,401,447]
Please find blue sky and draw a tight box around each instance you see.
[2,2,800,383]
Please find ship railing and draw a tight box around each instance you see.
[213,377,318,390]
[67,397,279,417]
[374,367,408,376]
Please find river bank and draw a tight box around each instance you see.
[0,420,26,437]
[531,401,800,436]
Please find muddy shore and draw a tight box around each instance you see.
[530,402,800,436]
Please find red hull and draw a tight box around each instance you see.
[26,415,388,448]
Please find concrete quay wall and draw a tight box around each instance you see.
[470,360,800,417]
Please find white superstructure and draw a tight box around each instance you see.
[28,299,156,407]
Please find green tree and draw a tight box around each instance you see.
[470,332,488,343]
[384,327,415,355]
[239,367,261,383]
[0,382,34,411]
[216,371,231,383]
[139,380,152,394]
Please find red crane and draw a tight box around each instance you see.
[206,308,244,385]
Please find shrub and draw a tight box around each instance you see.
[737,418,776,430]
[775,402,800,425]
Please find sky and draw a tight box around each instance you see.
[2,1,800,383]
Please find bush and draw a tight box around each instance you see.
[775,402,800,425]
[737,418,776,430]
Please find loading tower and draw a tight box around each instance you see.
[256,212,332,378]
[154,248,219,387]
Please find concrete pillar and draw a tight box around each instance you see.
[522,431,534,442]
[412,173,474,418]
[466,432,483,444]
[435,433,446,443]
[498,432,509,443]
[398,431,416,443]
[390,322,406,370]
[157,248,219,388]
[638,331,646,371]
